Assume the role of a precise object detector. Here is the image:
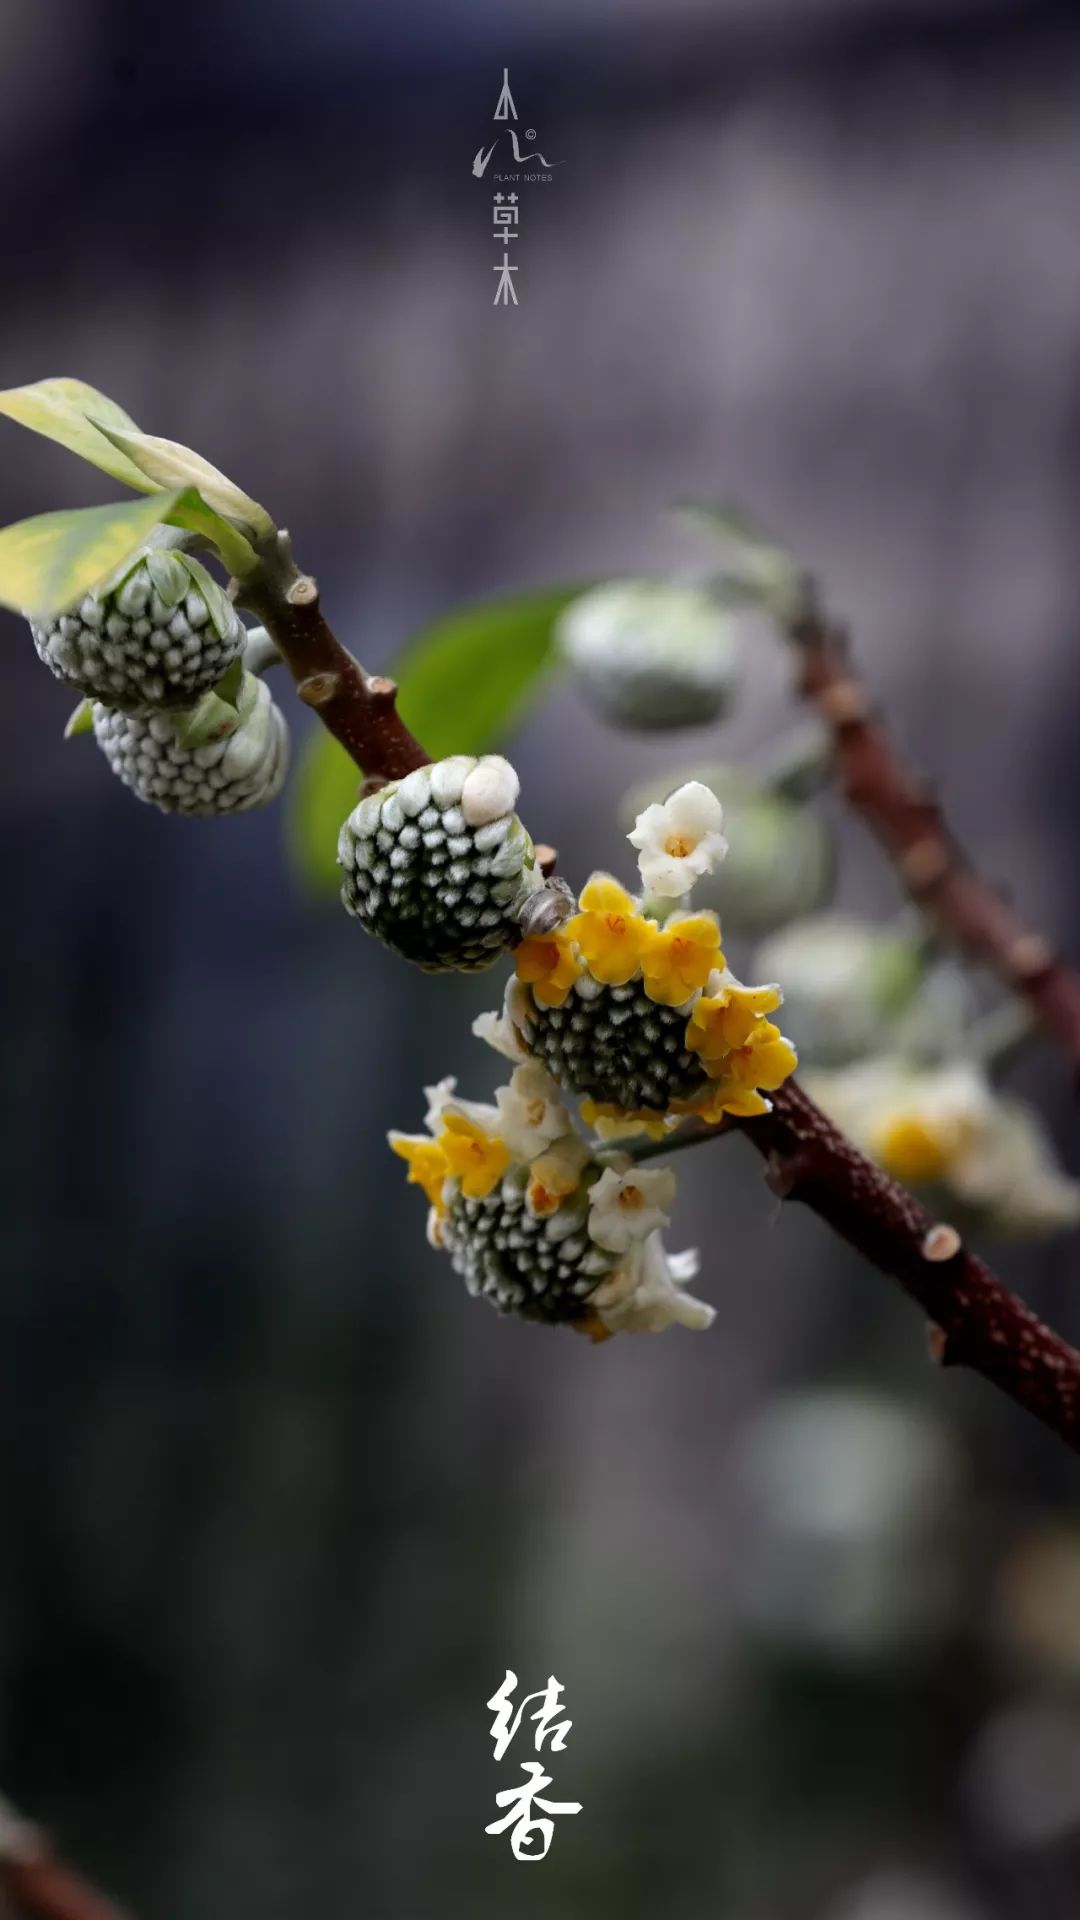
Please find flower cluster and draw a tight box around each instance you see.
[93,672,289,817]
[389,1064,712,1337]
[338,753,542,973]
[30,539,290,819]
[806,1056,1080,1239]
[502,782,797,1133]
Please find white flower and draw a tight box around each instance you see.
[587,1163,676,1254]
[495,1061,575,1161]
[628,780,728,899]
[593,1233,715,1334]
[472,976,534,1063]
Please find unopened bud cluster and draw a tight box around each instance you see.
[93,672,289,817]
[30,536,290,819]
[339,754,542,972]
[556,580,740,732]
[32,548,246,712]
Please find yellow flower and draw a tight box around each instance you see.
[873,1114,962,1186]
[436,1113,511,1199]
[686,982,783,1060]
[672,1083,773,1123]
[716,1020,798,1092]
[526,1135,590,1216]
[580,1098,676,1142]
[641,913,724,1007]
[389,1132,451,1212]
[515,928,582,1008]
[565,874,655,987]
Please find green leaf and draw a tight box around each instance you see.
[91,421,274,542]
[287,583,583,892]
[179,553,240,640]
[0,489,204,619]
[64,697,94,738]
[162,490,258,580]
[171,670,256,750]
[212,653,246,712]
[0,377,156,493]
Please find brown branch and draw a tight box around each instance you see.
[236,536,1080,1450]
[790,603,1080,1073]
[736,1081,1080,1452]
[233,530,429,783]
[0,1797,133,1920]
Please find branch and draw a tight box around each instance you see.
[233,530,429,783]
[736,1080,1080,1453]
[789,601,1080,1073]
[0,1796,133,1920]
[233,538,1080,1450]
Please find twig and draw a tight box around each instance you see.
[232,530,429,782]
[789,600,1080,1074]
[622,1117,733,1163]
[0,1795,133,1920]
[736,1081,1080,1453]
[244,537,1080,1451]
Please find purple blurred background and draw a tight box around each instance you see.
[1,1,1079,1915]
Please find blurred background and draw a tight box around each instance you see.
[2,0,1080,1914]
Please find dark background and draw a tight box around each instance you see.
[1,1,1080,1915]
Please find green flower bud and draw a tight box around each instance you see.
[92,672,289,816]
[557,581,740,731]
[754,914,925,1066]
[338,754,542,972]
[31,546,246,713]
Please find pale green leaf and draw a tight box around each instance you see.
[91,421,274,541]
[0,377,156,493]
[0,489,200,619]
[287,584,583,892]
[161,490,258,580]
[64,698,94,738]
[177,553,238,640]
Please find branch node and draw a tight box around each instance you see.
[1006,932,1056,984]
[297,671,341,709]
[899,837,951,893]
[922,1221,962,1264]
[815,679,872,727]
[286,575,319,608]
[764,1150,811,1200]
[535,843,559,878]
[366,675,398,706]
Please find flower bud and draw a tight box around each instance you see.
[338,753,542,972]
[556,580,740,732]
[753,913,925,1066]
[31,546,246,713]
[92,672,289,816]
[622,763,835,934]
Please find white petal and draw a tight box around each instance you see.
[639,854,694,899]
[627,802,669,856]
[667,780,724,838]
